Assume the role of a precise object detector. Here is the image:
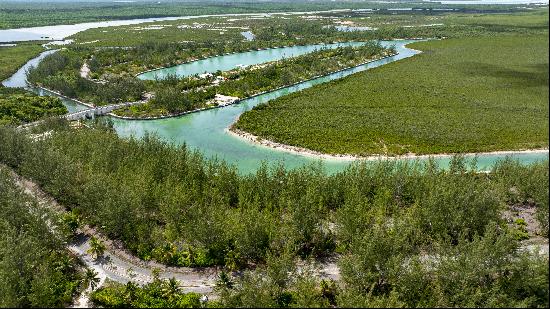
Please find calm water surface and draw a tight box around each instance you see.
[114,40,549,173]
[5,40,548,173]
[138,42,372,80]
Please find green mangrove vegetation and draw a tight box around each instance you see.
[216,228,549,308]
[46,14,391,75]
[0,167,83,307]
[27,50,145,105]
[63,7,549,76]
[26,12,386,107]
[331,8,550,38]
[1,3,549,308]
[90,278,203,308]
[0,87,67,125]
[116,42,392,118]
[26,38,392,116]
[235,33,549,155]
[0,43,44,81]
[22,8,549,123]
[1,0,530,30]
[0,44,68,127]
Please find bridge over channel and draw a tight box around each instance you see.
[64,100,146,121]
[18,100,147,130]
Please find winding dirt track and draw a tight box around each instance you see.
[2,164,340,306]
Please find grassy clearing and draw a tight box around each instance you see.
[235,34,549,156]
[0,43,44,81]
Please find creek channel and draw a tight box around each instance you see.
[3,40,547,173]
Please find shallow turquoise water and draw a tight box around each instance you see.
[5,40,547,174]
[112,40,549,173]
[138,42,368,80]
[2,50,89,114]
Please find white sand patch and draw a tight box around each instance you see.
[211,94,239,106]
[42,39,74,47]
[228,128,549,162]
[79,40,100,44]
[403,23,445,28]
[80,62,90,79]
[131,25,166,30]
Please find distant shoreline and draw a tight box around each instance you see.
[227,128,549,162]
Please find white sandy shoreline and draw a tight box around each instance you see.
[227,128,549,162]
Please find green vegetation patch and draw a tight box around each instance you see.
[115,42,391,118]
[0,168,82,307]
[235,34,549,155]
[26,50,144,106]
[0,87,67,125]
[1,122,548,307]
[0,43,44,81]
[1,0,527,30]
[217,224,549,308]
[1,122,548,270]
[91,279,202,308]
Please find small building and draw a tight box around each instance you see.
[199,72,214,79]
[213,94,239,106]
[212,75,227,85]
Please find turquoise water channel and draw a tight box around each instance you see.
[5,40,548,173]
[113,40,548,173]
[1,49,89,113]
[138,42,368,80]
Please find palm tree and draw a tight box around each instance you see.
[216,270,233,289]
[84,269,100,290]
[87,236,106,260]
[162,277,180,300]
[124,281,138,303]
[54,254,73,272]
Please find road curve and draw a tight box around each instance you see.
[3,164,340,306]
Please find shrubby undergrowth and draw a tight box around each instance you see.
[27,51,144,106]
[0,168,82,307]
[0,122,547,307]
[0,87,67,125]
[91,278,202,308]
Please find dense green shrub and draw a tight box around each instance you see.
[0,123,547,271]
[0,169,82,307]
[0,44,44,81]
[0,87,67,125]
[0,122,547,307]
[90,278,202,308]
[27,51,144,105]
[337,223,548,308]
[493,158,549,237]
